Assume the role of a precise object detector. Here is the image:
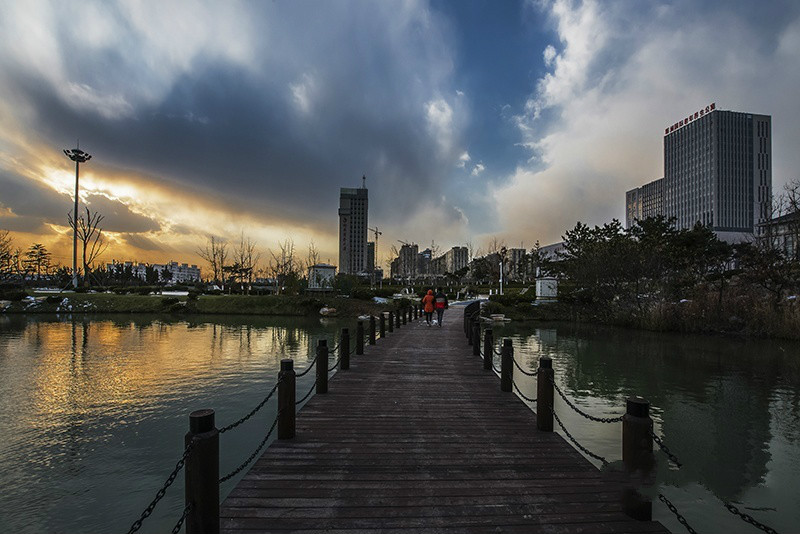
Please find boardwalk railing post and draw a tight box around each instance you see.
[472,320,480,357]
[500,339,513,392]
[278,359,296,438]
[483,328,493,370]
[413,305,418,320]
[402,307,407,325]
[467,316,474,345]
[380,313,386,338]
[387,311,394,333]
[356,321,364,355]
[622,397,655,521]
[316,340,328,394]
[185,409,219,534]
[395,309,401,328]
[369,316,376,345]
[340,328,350,370]
[537,357,554,431]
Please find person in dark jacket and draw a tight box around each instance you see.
[434,287,448,327]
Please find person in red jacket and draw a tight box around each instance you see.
[434,287,448,327]
[421,289,435,326]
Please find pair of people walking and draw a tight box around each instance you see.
[421,287,448,327]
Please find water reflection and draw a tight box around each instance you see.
[493,322,800,531]
[0,314,344,534]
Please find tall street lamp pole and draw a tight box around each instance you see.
[63,146,92,288]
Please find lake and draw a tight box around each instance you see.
[0,314,797,533]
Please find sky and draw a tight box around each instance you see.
[1,0,799,271]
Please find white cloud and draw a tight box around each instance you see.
[426,97,455,156]
[471,162,485,176]
[457,151,471,168]
[290,73,316,115]
[493,0,800,246]
[543,44,557,67]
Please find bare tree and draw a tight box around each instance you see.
[306,241,321,270]
[233,233,261,293]
[465,240,475,262]
[68,207,108,284]
[197,236,228,287]
[268,238,297,294]
[0,230,14,281]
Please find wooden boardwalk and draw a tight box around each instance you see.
[220,305,669,533]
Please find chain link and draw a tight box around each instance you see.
[549,376,624,424]
[650,428,683,468]
[548,403,609,466]
[328,356,341,372]
[658,493,698,534]
[491,360,501,374]
[295,353,318,377]
[219,414,280,483]
[724,501,780,534]
[296,382,316,406]
[511,356,537,376]
[512,379,537,403]
[126,439,196,534]
[218,379,282,434]
[170,503,192,534]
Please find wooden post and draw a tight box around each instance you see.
[622,397,655,521]
[483,328,493,370]
[369,315,376,345]
[356,321,364,355]
[467,315,474,345]
[278,359,296,438]
[413,305,418,319]
[340,328,350,370]
[537,357,554,431]
[380,313,386,338]
[402,308,407,325]
[387,311,394,332]
[185,409,219,534]
[408,307,413,323]
[316,340,328,394]
[395,309,401,328]
[500,339,512,392]
[472,320,480,357]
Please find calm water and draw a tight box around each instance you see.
[1,315,798,533]
[0,314,344,534]
[491,321,800,533]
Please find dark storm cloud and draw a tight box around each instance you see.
[83,194,161,233]
[0,169,72,226]
[3,1,461,232]
[121,233,163,252]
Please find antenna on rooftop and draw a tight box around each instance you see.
[362,174,366,188]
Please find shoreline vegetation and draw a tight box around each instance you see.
[0,293,413,318]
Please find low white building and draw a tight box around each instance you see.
[308,263,336,291]
[106,260,201,284]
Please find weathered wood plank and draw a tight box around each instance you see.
[220,305,668,533]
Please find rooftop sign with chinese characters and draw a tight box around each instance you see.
[665,102,715,135]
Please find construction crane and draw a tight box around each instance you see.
[368,226,382,287]
[397,239,410,246]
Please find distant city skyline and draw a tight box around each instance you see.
[1,1,799,268]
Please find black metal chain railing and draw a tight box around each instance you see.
[491,360,501,374]
[170,503,192,534]
[219,413,280,483]
[328,356,341,372]
[548,403,609,466]
[125,438,197,534]
[218,379,282,434]
[724,502,779,534]
[658,493,698,534]
[296,382,316,406]
[295,353,319,377]
[511,357,537,376]
[549,376,624,424]
[512,379,537,403]
[650,428,683,468]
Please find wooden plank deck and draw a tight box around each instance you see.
[221,304,669,533]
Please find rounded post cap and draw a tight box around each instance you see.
[280,358,294,371]
[626,396,650,417]
[538,356,552,369]
[358,320,364,326]
[342,328,349,334]
[189,409,215,434]
[503,338,513,346]
[485,328,493,334]
[318,339,327,346]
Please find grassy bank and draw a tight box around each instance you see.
[0,293,411,317]
[482,292,800,340]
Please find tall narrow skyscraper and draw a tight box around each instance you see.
[338,178,369,275]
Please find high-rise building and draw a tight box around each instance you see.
[444,246,468,273]
[338,180,369,275]
[625,103,771,241]
[390,243,418,280]
[366,242,375,274]
[626,178,663,229]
